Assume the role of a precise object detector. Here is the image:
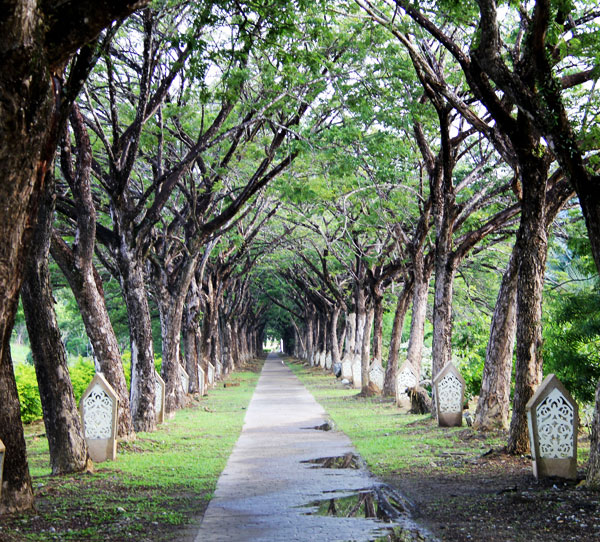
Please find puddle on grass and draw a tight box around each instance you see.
[301,453,361,469]
[302,485,439,542]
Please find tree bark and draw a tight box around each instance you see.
[22,177,91,475]
[507,145,549,455]
[361,306,374,394]
[342,312,356,363]
[51,106,134,440]
[371,291,384,366]
[0,0,149,515]
[383,281,413,397]
[116,247,156,433]
[406,261,433,379]
[473,251,518,431]
[156,293,186,414]
[183,280,202,394]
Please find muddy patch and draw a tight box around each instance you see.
[302,453,361,469]
[302,484,437,541]
[302,421,335,431]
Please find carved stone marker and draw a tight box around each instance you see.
[0,438,5,500]
[341,359,353,380]
[80,373,118,463]
[433,362,465,427]
[526,374,579,480]
[180,365,190,395]
[369,364,385,393]
[351,356,362,389]
[396,362,418,410]
[154,371,165,425]
[198,364,206,395]
[208,362,215,388]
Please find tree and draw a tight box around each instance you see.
[0,0,149,514]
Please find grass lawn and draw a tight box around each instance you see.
[0,358,264,542]
[286,357,508,476]
[286,358,597,542]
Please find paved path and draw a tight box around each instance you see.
[193,354,430,542]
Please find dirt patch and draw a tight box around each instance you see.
[385,447,599,542]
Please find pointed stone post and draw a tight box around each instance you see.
[198,364,206,396]
[208,362,215,388]
[80,373,118,463]
[433,362,465,427]
[0,438,5,500]
[341,359,353,381]
[351,355,362,389]
[154,371,165,425]
[180,365,190,395]
[526,374,579,480]
[396,361,418,411]
[368,363,385,393]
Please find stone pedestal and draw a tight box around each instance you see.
[369,363,385,393]
[396,362,417,410]
[154,371,165,424]
[527,374,579,480]
[433,362,465,427]
[80,373,118,463]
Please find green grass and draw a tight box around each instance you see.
[285,358,590,477]
[2,359,264,542]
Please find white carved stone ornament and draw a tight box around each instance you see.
[397,367,417,400]
[155,377,163,415]
[369,364,385,390]
[82,383,113,439]
[535,387,574,459]
[437,373,463,413]
[180,366,189,394]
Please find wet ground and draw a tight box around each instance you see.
[193,353,434,542]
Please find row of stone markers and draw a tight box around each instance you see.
[77,362,218,464]
[339,357,579,482]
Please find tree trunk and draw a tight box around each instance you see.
[0,2,56,515]
[51,237,135,439]
[361,306,374,394]
[474,251,518,431]
[156,294,185,415]
[431,255,456,380]
[22,178,90,474]
[116,248,156,433]
[182,282,201,394]
[371,291,384,366]
[342,312,356,363]
[383,281,413,396]
[51,105,135,439]
[305,311,314,363]
[354,285,367,389]
[507,149,549,455]
[406,259,433,379]
[329,306,341,367]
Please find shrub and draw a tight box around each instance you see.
[69,357,96,404]
[14,364,43,424]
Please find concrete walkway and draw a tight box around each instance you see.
[193,353,431,542]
